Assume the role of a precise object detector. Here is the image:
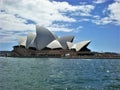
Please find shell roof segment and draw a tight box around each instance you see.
[47,40,63,49]
[71,40,91,51]
[35,25,56,50]
[26,32,36,48]
[18,36,27,46]
[58,36,74,49]
[17,25,91,51]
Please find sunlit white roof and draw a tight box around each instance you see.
[71,40,91,51]
[35,25,56,50]
[26,32,36,48]
[28,38,36,48]
[66,42,74,49]
[20,40,26,46]
[18,36,27,46]
[17,25,91,51]
[58,36,74,49]
[47,40,63,49]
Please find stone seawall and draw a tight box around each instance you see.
[9,47,120,59]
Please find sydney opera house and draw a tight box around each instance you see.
[11,25,92,57]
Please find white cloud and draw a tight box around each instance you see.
[91,0,120,25]
[48,27,73,32]
[92,17,112,25]
[48,23,73,32]
[74,26,83,33]
[0,31,17,43]
[115,0,120,2]
[69,5,94,16]
[0,0,76,31]
[0,0,94,28]
[0,0,95,43]
[107,1,120,25]
[93,0,107,4]
[0,13,35,31]
[79,18,90,22]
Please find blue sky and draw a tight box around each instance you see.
[0,0,120,53]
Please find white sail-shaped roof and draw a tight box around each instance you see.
[47,40,63,49]
[58,36,74,49]
[18,36,27,46]
[66,42,74,49]
[71,40,91,51]
[26,33,36,48]
[20,40,26,47]
[28,38,36,48]
[35,25,56,50]
[16,25,91,52]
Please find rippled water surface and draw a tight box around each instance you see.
[0,57,120,90]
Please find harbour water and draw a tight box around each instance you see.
[0,57,120,90]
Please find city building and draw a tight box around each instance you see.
[11,25,91,57]
[18,25,91,51]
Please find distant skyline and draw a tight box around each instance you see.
[0,0,120,53]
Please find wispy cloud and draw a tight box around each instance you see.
[91,0,120,25]
[92,17,112,25]
[69,5,94,16]
[93,0,107,4]
[1,0,120,44]
[0,0,94,30]
[107,0,120,25]
[0,0,95,43]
